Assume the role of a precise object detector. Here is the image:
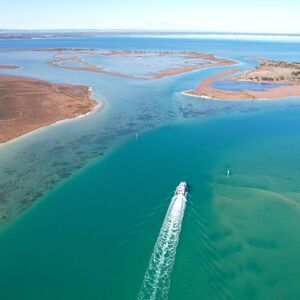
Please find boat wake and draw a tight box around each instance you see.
[138,183,188,300]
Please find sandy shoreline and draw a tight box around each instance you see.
[0,74,101,144]
[0,101,103,148]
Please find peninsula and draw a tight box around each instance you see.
[0,75,100,143]
[184,59,300,100]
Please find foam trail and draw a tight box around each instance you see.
[138,190,187,300]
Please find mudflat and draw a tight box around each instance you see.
[48,49,236,80]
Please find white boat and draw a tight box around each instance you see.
[175,181,189,197]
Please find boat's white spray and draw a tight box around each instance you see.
[138,185,188,300]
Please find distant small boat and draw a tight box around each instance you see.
[226,169,230,178]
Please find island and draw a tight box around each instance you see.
[0,75,100,143]
[47,49,236,80]
[183,59,300,100]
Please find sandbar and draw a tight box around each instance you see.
[48,54,135,79]
[0,64,20,69]
[152,54,235,79]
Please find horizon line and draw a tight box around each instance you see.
[1,29,300,36]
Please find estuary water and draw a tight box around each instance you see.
[213,81,288,91]
[0,35,300,299]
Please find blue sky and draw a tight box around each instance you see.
[1,0,300,33]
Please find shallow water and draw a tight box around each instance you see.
[213,80,288,91]
[0,35,300,299]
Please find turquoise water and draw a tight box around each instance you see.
[1,109,300,299]
[1,35,300,299]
